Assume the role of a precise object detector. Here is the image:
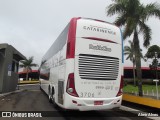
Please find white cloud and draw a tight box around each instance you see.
[0,0,159,67]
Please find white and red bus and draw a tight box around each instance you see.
[39,17,123,111]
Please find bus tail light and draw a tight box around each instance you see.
[116,76,123,97]
[66,17,81,59]
[66,73,79,97]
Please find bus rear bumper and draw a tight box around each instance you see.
[64,95,122,111]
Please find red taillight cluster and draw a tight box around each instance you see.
[66,73,79,97]
[116,76,123,97]
[66,18,80,59]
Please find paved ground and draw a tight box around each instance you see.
[0,84,154,120]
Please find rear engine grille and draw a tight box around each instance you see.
[78,54,119,80]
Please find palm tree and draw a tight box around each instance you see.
[107,0,160,96]
[124,40,136,86]
[124,40,144,86]
[20,56,38,80]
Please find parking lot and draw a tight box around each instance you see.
[0,84,153,120]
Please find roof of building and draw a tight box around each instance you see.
[0,43,26,61]
[124,67,160,70]
[18,70,38,74]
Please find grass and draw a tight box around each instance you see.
[123,84,160,93]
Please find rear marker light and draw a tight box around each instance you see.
[72,100,77,104]
[117,100,120,102]
[77,104,82,106]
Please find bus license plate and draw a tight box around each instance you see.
[94,101,103,105]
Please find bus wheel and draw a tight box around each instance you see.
[40,85,42,90]
[48,87,53,103]
[39,82,42,90]
[51,88,58,108]
[52,94,56,107]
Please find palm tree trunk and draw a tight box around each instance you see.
[26,68,29,81]
[133,62,136,86]
[133,30,143,96]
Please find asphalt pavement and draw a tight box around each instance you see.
[0,84,155,120]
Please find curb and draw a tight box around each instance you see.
[19,81,39,84]
[122,94,160,109]
[0,89,25,98]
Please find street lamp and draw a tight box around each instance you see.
[155,52,158,79]
[153,79,159,99]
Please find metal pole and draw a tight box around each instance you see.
[153,79,159,99]
[155,81,159,99]
[155,52,158,79]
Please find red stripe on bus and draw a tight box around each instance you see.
[82,37,118,44]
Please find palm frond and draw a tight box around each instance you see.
[142,2,160,21]
[124,46,131,53]
[114,13,127,26]
[124,40,134,61]
[126,55,131,60]
[30,63,38,67]
[123,17,136,39]
[107,0,126,16]
[138,21,152,48]
[19,56,38,69]
[19,64,25,68]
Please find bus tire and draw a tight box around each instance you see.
[39,81,42,90]
[52,95,57,107]
[40,86,42,90]
[48,86,53,103]
[51,87,58,108]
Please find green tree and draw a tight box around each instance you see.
[20,56,38,80]
[145,45,160,79]
[107,0,160,96]
[145,45,160,59]
[124,40,144,86]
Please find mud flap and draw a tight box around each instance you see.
[58,80,64,105]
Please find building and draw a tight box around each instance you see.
[0,43,26,93]
[124,67,160,79]
[18,66,159,82]
[18,67,39,80]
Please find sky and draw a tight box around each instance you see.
[0,0,160,67]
